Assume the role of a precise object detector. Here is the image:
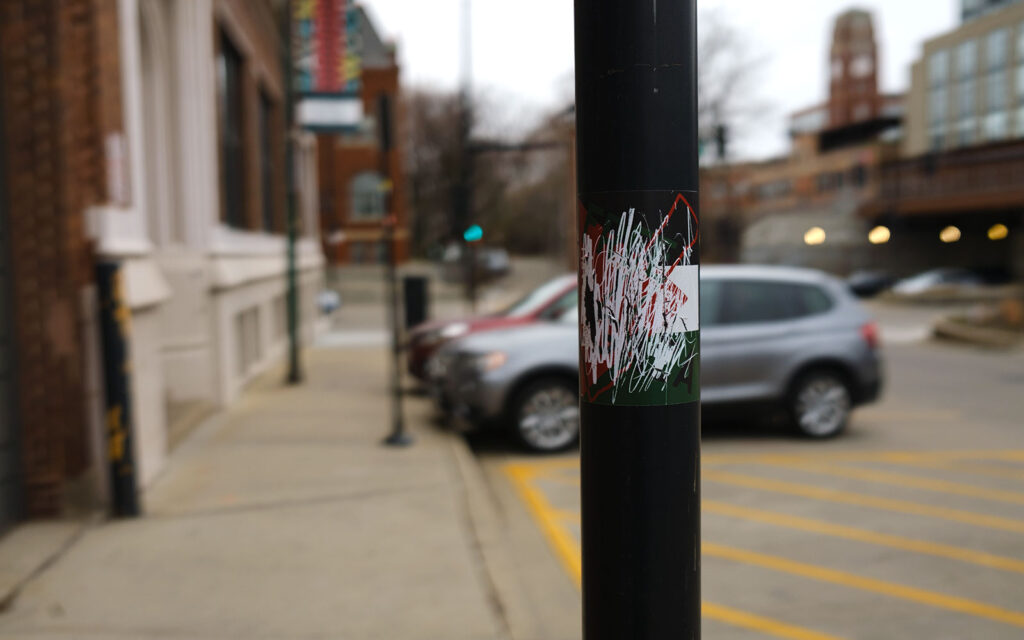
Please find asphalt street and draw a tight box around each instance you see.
[470,316,1024,639]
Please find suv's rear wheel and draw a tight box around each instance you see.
[790,370,852,438]
[511,377,579,452]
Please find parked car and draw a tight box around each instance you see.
[430,266,883,452]
[406,274,577,380]
[847,269,895,298]
[891,268,983,296]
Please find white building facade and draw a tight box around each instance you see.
[88,0,324,489]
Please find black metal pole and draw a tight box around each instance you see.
[378,94,411,447]
[382,216,412,447]
[575,1,700,638]
[95,262,141,517]
[283,0,303,385]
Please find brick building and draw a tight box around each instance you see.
[0,0,324,527]
[317,6,408,264]
[701,8,904,274]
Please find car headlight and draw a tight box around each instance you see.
[474,351,507,372]
[440,322,470,339]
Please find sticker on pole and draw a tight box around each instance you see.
[579,191,700,407]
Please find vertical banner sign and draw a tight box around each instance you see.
[575,1,700,638]
[293,0,364,131]
[95,262,141,517]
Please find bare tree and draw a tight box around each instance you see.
[698,7,771,157]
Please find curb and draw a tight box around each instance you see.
[446,433,541,640]
[933,318,1024,349]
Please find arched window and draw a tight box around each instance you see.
[350,171,385,221]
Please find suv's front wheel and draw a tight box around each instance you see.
[511,377,579,452]
[790,370,852,438]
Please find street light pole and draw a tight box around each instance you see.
[283,0,303,385]
[575,1,701,638]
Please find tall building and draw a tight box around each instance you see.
[0,0,324,523]
[317,6,408,265]
[866,0,1024,280]
[905,1,1024,154]
[962,0,1023,22]
[828,9,882,127]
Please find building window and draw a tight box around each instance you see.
[851,55,873,78]
[956,119,976,147]
[928,49,949,88]
[929,86,948,126]
[957,77,975,119]
[217,29,246,229]
[956,40,977,79]
[987,28,1009,71]
[816,172,844,192]
[350,171,386,221]
[986,70,1007,111]
[350,241,366,264]
[258,90,276,231]
[1017,24,1024,137]
[985,111,1009,140]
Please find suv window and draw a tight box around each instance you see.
[718,280,833,325]
[539,288,579,320]
[700,279,724,327]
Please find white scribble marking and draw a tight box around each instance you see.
[581,203,698,402]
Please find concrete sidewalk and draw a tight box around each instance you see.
[0,347,506,639]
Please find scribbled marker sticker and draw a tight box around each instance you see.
[579,191,700,407]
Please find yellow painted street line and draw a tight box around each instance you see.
[939,462,1024,482]
[871,453,1024,482]
[705,542,1024,629]
[504,463,850,640]
[855,409,961,421]
[704,469,1024,534]
[702,602,845,640]
[704,500,1024,575]
[703,449,1024,467]
[505,464,582,588]
[767,461,1024,506]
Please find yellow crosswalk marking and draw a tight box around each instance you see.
[704,469,1024,534]
[505,462,850,640]
[703,602,845,640]
[705,542,1024,629]
[766,461,1024,505]
[704,500,1024,574]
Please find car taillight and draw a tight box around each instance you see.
[860,321,879,350]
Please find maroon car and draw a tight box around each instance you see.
[407,274,577,380]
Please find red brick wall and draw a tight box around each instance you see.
[0,0,121,516]
[216,0,288,233]
[318,64,409,264]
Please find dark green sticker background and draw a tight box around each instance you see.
[579,190,700,407]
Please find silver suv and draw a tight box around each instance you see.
[429,266,883,452]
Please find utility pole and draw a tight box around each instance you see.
[575,1,701,638]
[455,0,476,311]
[283,0,303,385]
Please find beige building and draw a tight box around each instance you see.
[905,1,1024,155]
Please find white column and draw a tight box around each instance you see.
[172,0,220,250]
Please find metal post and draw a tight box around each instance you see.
[382,216,412,447]
[95,262,141,517]
[575,1,701,638]
[377,92,411,447]
[283,0,303,385]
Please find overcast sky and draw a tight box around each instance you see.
[362,0,959,159]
